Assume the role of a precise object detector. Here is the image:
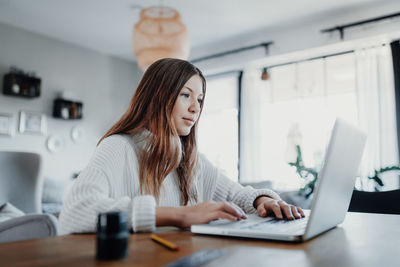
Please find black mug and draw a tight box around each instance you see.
[96,211,129,261]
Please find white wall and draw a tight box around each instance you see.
[0,22,142,183]
[191,0,400,74]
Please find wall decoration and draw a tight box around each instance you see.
[3,67,41,98]
[53,98,83,120]
[46,135,64,153]
[71,125,85,143]
[0,113,13,136]
[19,111,46,135]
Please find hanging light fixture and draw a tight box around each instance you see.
[261,67,270,81]
[133,6,189,71]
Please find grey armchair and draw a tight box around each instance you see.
[0,151,58,243]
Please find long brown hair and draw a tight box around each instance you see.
[98,58,206,205]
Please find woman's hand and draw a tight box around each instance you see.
[254,196,305,220]
[157,201,247,229]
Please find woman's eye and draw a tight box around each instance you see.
[197,99,203,104]
[181,93,190,98]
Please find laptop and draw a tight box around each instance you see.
[191,118,367,242]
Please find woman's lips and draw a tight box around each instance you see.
[183,118,195,125]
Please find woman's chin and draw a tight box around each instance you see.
[177,128,191,136]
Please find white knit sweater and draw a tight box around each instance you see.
[59,132,280,235]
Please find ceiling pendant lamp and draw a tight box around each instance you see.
[133,6,189,71]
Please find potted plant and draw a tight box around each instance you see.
[288,145,397,199]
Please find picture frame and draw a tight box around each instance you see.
[0,113,14,136]
[19,111,47,135]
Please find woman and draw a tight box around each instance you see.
[59,58,304,234]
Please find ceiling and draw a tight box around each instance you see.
[0,0,392,62]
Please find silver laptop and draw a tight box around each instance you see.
[191,118,367,242]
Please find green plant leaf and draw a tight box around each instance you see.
[288,145,400,195]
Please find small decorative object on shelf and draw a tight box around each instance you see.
[2,66,41,98]
[0,113,14,136]
[18,111,46,135]
[52,91,83,120]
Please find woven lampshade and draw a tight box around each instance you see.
[133,6,189,71]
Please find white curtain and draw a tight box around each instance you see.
[355,45,399,190]
[240,70,267,182]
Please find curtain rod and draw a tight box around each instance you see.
[191,42,273,63]
[321,12,400,40]
[205,50,354,79]
[205,69,242,79]
[262,50,354,70]
[261,42,389,70]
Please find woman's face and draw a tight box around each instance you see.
[172,75,204,136]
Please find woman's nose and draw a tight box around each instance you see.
[189,100,200,113]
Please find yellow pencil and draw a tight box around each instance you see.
[151,234,180,251]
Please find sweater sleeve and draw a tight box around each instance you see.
[59,135,156,235]
[199,154,280,214]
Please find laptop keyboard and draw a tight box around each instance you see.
[207,214,309,235]
[240,217,309,233]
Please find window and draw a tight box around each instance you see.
[241,46,398,191]
[260,55,358,190]
[197,73,239,181]
[198,44,398,191]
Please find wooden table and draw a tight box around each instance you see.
[1,212,399,267]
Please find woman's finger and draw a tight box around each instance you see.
[291,205,301,219]
[269,201,283,219]
[209,210,238,222]
[219,202,244,219]
[297,206,306,217]
[279,201,294,220]
[257,203,267,217]
[230,202,247,219]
